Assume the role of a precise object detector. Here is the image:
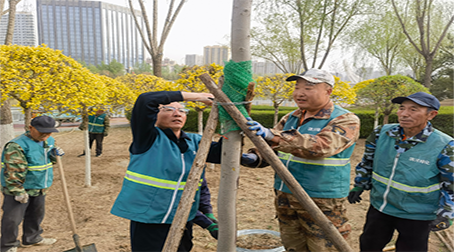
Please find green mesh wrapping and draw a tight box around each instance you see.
[219,60,253,134]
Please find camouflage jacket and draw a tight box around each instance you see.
[354,123,454,220]
[269,101,360,159]
[1,132,57,197]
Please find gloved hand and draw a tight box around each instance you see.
[241,153,258,166]
[103,132,108,137]
[205,213,218,224]
[246,117,274,141]
[15,193,29,204]
[348,187,364,204]
[207,223,219,239]
[51,147,65,157]
[429,215,453,231]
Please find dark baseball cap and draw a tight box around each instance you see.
[391,92,440,111]
[31,116,59,133]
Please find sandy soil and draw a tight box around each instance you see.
[2,126,453,252]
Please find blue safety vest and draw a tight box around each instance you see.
[274,105,355,198]
[1,134,55,189]
[111,128,203,224]
[370,124,452,220]
[88,114,107,133]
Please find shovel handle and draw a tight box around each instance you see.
[56,156,78,235]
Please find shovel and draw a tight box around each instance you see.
[56,156,97,252]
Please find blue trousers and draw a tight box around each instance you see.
[130,221,193,252]
[1,193,46,252]
[360,205,432,252]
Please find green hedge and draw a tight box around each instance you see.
[126,107,453,138]
[181,108,453,138]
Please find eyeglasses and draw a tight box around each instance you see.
[160,106,189,115]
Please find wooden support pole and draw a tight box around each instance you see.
[199,73,353,252]
[162,98,219,252]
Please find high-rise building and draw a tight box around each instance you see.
[203,45,229,66]
[185,54,203,66]
[0,12,38,46]
[36,0,146,68]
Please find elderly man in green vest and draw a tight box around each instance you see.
[78,109,110,157]
[243,69,361,251]
[349,92,454,251]
[1,116,64,252]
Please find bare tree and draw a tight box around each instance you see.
[391,0,454,87]
[128,0,185,77]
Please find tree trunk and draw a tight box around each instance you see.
[23,106,32,131]
[197,110,203,135]
[273,102,279,126]
[217,1,252,251]
[383,113,389,125]
[4,0,19,45]
[0,0,20,151]
[0,99,15,153]
[81,107,92,186]
[423,56,434,88]
[374,107,379,128]
[152,53,163,77]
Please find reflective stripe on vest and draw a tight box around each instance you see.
[277,151,350,166]
[372,171,440,193]
[88,122,104,127]
[28,162,53,171]
[124,170,202,190]
[1,162,52,171]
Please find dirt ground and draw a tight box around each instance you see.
[2,126,453,252]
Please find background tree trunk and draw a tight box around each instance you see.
[217,1,252,251]
[0,0,21,151]
[0,99,14,153]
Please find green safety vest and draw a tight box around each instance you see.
[1,134,55,190]
[274,105,355,198]
[370,124,452,220]
[88,114,107,133]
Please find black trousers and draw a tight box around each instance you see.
[89,133,104,155]
[360,205,432,252]
[130,221,193,252]
[1,193,46,251]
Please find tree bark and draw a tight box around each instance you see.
[216,1,252,251]
[0,99,15,153]
[197,110,203,135]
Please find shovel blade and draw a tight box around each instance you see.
[63,243,97,252]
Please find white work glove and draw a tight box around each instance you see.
[15,193,29,204]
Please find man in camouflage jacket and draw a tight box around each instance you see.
[1,116,64,252]
[244,69,360,251]
[349,92,453,252]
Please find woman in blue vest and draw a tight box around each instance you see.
[349,92,454,251]
[110,91,220,252]
[244,69,361,251]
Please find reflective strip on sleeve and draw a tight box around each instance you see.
[277,151,350,166]
[125,170,202,190]
[372,172,440,193]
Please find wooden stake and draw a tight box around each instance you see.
[162,94,219,252]
[199,73,354,252]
